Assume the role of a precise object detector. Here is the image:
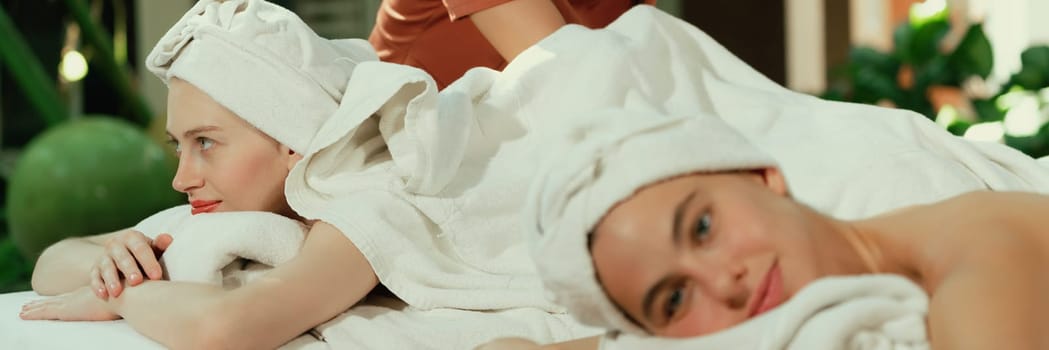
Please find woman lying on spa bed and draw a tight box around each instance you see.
[20,0,378,344]
[19,0,603,348]
[486,111,1049,350]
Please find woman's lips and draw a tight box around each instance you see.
[748,261,784,318]
[190,200,221,215]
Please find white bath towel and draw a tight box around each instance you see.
[285,61,567,313]
[498,5,1049,221]
[602,275,929,350]
[133,205,307,288]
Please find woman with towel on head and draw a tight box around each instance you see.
[20,0,392,347]
[485,110,1049,349]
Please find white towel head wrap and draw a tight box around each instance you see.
[526,109,779,335]
[146,0,377,153]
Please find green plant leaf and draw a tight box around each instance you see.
[1013,46,1049,89]
[1020,46,1049,75]
[946,119,972,136]
[851,64,900,104]
[0,5,68,126]
[893,23,915,63]
[1005,132,1049,158]
[972,98,1005,122]
[895,88,936,119]
[912,20,951,66]
[850,47,900,77]
[949,24,994,80]
[914,54,951,90]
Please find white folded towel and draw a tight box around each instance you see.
[133,205,307,288]
[603,275,929,350]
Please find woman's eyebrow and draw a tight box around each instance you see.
[673,190,699,246]
[182,126,221,138]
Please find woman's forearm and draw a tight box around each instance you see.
[107,280,226,348]
[108,221,379,349]
[31,236,108,295]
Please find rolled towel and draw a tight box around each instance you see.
[134,205,307,288]
[603,275,928,350]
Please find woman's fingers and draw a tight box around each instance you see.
[19,300,55,320]
[153,233,174,252]
[98,257,124,298]
[89,266,108,299]
[108,244,143,286]
[20,288,121,322]
[127,238,162,281]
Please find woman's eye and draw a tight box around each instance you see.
[167,139,181,154]
[664,287,685,320]
[197,137,214,151]
[694,213,712,241]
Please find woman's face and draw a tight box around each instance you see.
[591,170,832,337]
[165,78,300,217]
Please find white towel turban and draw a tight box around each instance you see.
[146,0,377,153]
[526,109,778,335]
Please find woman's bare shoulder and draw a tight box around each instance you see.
[885,190,1049,290]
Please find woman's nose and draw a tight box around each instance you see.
[684,255,749,309]
[171,154,203,193]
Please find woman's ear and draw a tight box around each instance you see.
[282,146,304,171]
[758,167,790,197]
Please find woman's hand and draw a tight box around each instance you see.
[19,286,120,321]
[93,230,173,299]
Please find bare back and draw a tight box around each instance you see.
[862,191,1049,349]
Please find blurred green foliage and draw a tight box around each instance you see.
[0,0,172,293]
[823,3,1049,158]
[8,117,182,262]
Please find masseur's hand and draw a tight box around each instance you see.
[92,230,173,299]
[20,286,120,321]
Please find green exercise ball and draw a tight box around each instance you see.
[7,116,183,261]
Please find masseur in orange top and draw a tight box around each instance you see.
[369,0,655,89]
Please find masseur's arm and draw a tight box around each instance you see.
[108,221,378,349]
[926,226,1049,349]
[470,0,565,62]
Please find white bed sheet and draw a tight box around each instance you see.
[0,291,326,349]
[0,291,164,349]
